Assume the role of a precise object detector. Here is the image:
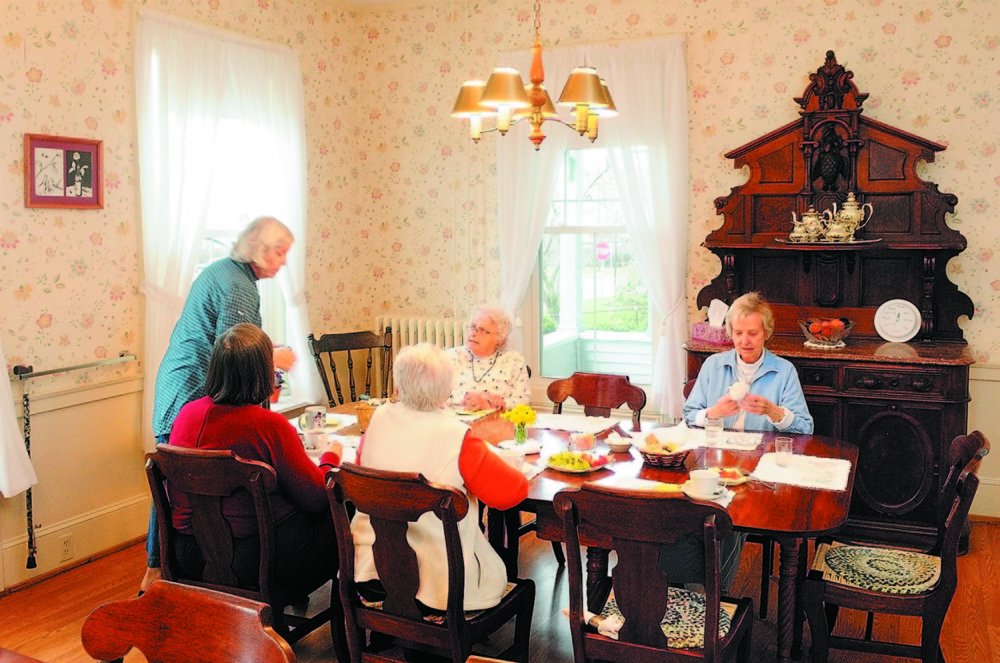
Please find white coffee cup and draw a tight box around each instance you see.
[689,468,720,496]
[299,406,326,431]
[303,430,328,451]
[496,447,525,470]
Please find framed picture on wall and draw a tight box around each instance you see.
[24,134,104,209]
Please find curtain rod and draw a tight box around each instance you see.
[11,353,137,380]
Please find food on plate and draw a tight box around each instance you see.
[716,467,749,485]
[548,450,610,471]
[642,434,680,454]
[728,382,749,402]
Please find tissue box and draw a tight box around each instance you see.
[691,322,731,345]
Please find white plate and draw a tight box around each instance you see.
[874,299,921,343]
[546,461,609,474]
[498,439,542,455]
[682,484,725,501]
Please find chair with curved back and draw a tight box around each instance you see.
[547,371,647,432]
[145,445,340,648]
[81,580,295,663]
[555,483,754,663]
[802,430,989,663]
[327,463,535,663]
[309,327,392,406]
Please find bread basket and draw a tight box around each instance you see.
[355,401,378,432]
[639,448,690,469]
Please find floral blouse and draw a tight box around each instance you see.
[446,346,531,410]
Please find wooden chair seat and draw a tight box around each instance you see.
[802,430,989,663]
[309,328,392,406]
[146,445,340,648]
[81,580,295,663]
[327,463,535,663]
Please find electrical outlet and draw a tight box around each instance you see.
[59,534,74,562]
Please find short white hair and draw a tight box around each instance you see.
[468,305,512,349]
[393,343,454,412]
[231,216,294,267]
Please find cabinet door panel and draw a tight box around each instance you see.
[846,402,940,525]
[805,396,840,439]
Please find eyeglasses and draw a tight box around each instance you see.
[466,323,494,336]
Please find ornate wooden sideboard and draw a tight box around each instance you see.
[689,52,975,546]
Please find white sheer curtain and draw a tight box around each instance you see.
[135,10,321,450]
[497,36,688,418]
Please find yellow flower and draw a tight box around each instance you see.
[501,404,536,426]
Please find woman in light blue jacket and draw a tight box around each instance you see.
[683,292,813,435]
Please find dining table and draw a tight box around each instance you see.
[512,425,857,663]
[296,403,856,663]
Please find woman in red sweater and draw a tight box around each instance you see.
[167,323,341,591]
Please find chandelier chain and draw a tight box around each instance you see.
[534,0,541,44]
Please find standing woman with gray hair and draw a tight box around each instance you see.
[351,343,528,612]
[141,216,298,592]
[446,305,530,411]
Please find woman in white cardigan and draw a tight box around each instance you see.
[351,342,527,612]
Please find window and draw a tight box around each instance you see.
[537,147,655,385]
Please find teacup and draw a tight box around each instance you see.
[689,468,720,496]
[303,430,328,451]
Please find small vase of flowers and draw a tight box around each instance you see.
[501,404,537,445]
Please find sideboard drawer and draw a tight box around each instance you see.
[798,364,837,391]
[845,367,945,397]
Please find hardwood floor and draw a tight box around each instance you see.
[2,520,998,662]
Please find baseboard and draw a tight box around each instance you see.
[1,493,149,591]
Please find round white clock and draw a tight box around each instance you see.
[874,299,921,343]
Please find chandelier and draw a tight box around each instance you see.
[451,0,617,150]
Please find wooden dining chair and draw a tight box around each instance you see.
[309,327,392,406]
[547,371,647,432]
[554,483,754,663]
[802,430,989,663]
[81,580,296,663]
[145,445,340,648]
[327,463,535,663]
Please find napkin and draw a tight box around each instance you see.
[752,453,851,491]
[533,413,624,435]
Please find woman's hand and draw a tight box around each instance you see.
[461,391,506,412]
[322,440,344,460]
[707,394,740,420]
[273,346,297,371]
[740,393,780,422]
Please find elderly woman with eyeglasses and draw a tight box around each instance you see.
[445,305,530,412]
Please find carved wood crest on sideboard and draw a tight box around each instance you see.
[697,50,974,344]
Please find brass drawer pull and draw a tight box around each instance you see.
[856,377,882,389]
[911,379,934,392]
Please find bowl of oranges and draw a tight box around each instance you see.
[798,317,855,349]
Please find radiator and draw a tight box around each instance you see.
[373,316,466,359]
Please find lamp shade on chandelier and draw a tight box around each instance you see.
[451,1,616,150]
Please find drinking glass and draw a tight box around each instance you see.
[775,436,793,467]
[705,418,724,445]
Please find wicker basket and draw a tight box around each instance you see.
[355,402,378,432]
[639,449,690,469]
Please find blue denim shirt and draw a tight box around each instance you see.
[682,348,814,435]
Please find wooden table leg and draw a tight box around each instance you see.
[775,536,800,663]
[586,547,611,613]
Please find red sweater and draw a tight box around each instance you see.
[168,396,340,537]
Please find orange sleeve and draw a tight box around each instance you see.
[458,432,528,510]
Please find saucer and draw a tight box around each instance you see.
[682,484,725,501]
[498,439,542,455]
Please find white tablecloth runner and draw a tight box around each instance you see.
[533,413,624,435]
[752,453,852,491]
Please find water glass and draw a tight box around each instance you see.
[705,418,724,445]
[775,436,793,466]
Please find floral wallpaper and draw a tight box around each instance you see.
[2,0,999,399]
